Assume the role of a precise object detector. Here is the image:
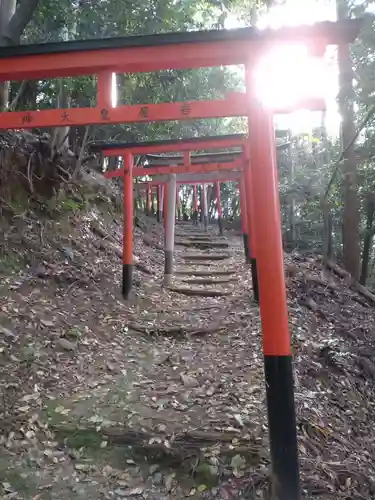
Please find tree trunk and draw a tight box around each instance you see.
[337,0,361,280]
[287,129,296,245]
[360,197,375,285]
[0,0,16,109]
[0,0,39,110]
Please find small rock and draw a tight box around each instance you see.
[233,414,244,428]
[113,489,128,497]
[57,338,76,351]
[206,386,216,396]
[128,486,144,496]
[61,246,74,260]
[0,326,15,339]
[40,319,55,327]
[180,373,199,387]
[153,472,163,485]
[106,361,118,372]
[149,464,159,474]
[164,472,175,492]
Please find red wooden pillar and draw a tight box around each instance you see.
[122,151,133,299]
[239,178,250,263]
[216,181,223,235]
[246,66,300,499]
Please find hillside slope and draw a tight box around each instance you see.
[0,174,374,499]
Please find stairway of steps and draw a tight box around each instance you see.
[171,222,238,297]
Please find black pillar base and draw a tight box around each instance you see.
[250,257,259,303]
[218,217,223,236]
[243,233,250,264]
[157,210,161,223]
[122,264,133,299]
[264,355,300,500]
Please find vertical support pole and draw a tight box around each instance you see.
[156,185,161,222]
[122,151,133,299]
[246,72,300,500]
[151,188,156,215]
[202,183,208,231]
[163,183,168,240]
[216,181,223,236]
[176,187,180,220]
[161,184,165,221]
[164,174,176,285]
[239,179,250,263]
[149,185,152,214]
[97,72,112,110]
[193,185,198,225]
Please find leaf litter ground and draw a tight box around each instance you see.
[0,197,375,499]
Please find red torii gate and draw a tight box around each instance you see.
[92,135,255,291]
[0,19,362,500]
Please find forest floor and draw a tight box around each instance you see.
[1,180,375,499]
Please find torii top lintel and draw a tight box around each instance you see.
[92,134,289,159]
[0,19,361,81]
[91,134,247,155]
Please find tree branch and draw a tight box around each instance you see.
[323,103,375,200]
[3,0,39,44]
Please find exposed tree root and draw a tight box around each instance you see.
[175,269,236,276]
[180,277,235,285]
[182,253,231,261]
[168,286,231,297]
[50,424,261,464]
[176,240,229,249]
[317,256,375,305]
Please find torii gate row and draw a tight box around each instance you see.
[0,19,362,500]
[93,131,290,264]
[133,176,237,233]
[94,134,251,264]
[104,162,242,239]
[95,132,288,245]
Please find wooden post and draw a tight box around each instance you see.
[239,178,250,263]
[194,186,198,223]
[122,151,133,299]
[156,184,161,222]
[216,181,223,235]
[246,71,300,499]
[160,184,165,221]
[176,187,181,220]
[202,183,208,231]
[164,174,176,285]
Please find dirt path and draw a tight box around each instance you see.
[1,209,375,499]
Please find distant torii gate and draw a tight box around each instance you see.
[92,135,258,294]
[0,19,362,500]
